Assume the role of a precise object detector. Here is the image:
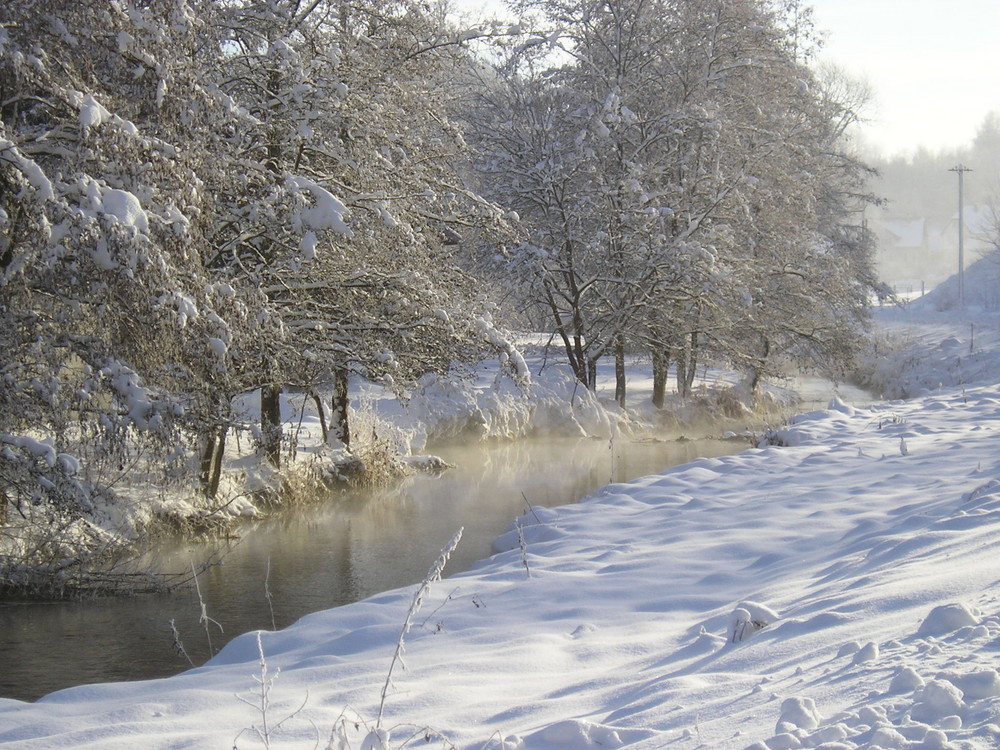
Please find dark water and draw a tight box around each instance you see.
[0,433,739,702]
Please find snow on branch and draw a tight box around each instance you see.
[476,317,530,386]
[0,139,54,202]
[285,175,353,238]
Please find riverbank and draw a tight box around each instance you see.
[2,303,1000,747]
[0,433,743,703]
[0,345,835,700]
[0,311,797,602]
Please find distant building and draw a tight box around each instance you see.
[871,206,994,294]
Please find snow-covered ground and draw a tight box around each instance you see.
[3,269,1000,748]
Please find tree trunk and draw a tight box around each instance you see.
[330,368,350,450]
[261,384,282,468]
[685,331,699,394]
[311,391,329,444]
[209,426,227,498]
[198,437,213,493]
[750,337,771,395]
[675,344,689,398]
[614,334,626,408]
[675,332,700,398]
[651,348,669,409]
[199,425,228,499]
[543,283,589,388]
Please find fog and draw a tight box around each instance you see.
[866,111,1000,292]
[0,433,738,702]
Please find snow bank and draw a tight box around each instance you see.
[5,370,1000,748]
[378,361,622,453]
[861,252,1000,399]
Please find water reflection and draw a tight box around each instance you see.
[0,433,740,702]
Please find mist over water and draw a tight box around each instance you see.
[0,433,737,702]
[0,378,872,702]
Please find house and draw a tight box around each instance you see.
[871,206,994,294]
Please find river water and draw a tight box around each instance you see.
[0,379,871,702]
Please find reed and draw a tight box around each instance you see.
[375,528,464,730]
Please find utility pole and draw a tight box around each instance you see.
[949,164,972,307]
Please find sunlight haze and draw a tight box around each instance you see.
[789,0,996,156]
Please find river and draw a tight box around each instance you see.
[0,378,871,702]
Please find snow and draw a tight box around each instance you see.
[207,337,228,359]
[0,435,56,467]
[7,279,1000,748]
[918,604,981,638]
[91,185,150,234]
[299,230,319,260]
[169,292,199,328]
[0,139,54,201]
[285,175,353,237]
[79,93,111,131]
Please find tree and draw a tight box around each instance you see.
[197,0,521,462]
[711,42,878,390]
[0,0,528,594]
[471,65,606,389]
[473,0,878,405]
[0,0,256,588]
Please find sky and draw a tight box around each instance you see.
[807,0,1000,157]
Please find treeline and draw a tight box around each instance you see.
[0,0,878,588]
[472,0,878,404]
[872,112,1000,225]
[0,0,523,590]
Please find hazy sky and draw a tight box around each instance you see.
[808,0,999,157]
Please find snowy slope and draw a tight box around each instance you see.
[862,252,1000,401]
[3,283,1000,748]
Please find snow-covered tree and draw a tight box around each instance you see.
[0,0,255,587]
[473,0,877,403]
[199,0,520,459]
[703,15,878,391]
[470,64,606,389]
[0,0,523,586]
